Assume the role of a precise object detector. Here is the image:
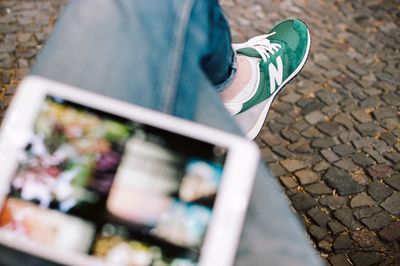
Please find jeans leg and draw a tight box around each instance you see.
[31,1,321,265]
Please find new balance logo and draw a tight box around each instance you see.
[268,55,283,95]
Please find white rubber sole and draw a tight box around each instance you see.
[246,28,311,140]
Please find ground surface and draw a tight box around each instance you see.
[0,0,399,265]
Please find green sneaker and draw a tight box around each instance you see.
[223,19,311,139]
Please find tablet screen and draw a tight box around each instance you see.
[0,96,227,265]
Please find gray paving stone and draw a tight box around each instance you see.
[313,160,331,172]
[334,208,362,230]
[370,139,391,153]
[302,127,324,138]
[297,98,325,115]
[350,192,376,208]
[349,252,381,266]
[359,96,382,108]
[381,92,400,106]
[332,144,356,157]
[271,145,293,158]
[381,192,400,215]
[363,147,390,164]
[281,128,300,142]
[385,174,400,190]
[311,137,336,149]
[273,101,293,113]
[268,121,286,134]
[260,147,280,163]
[379,131,397,146]
[328,220,347,235]
[383,150,400,163]
[322,104,341,117]
[316,121,342,136]
[379,221,400,242]
[275,113,295,125]
[351,109,372,123]
[368,182,394,203]
[351,152,374,167]
[308,225,329,241]
[334,158,358,172]
[281,92,301,103]
[352,138,371,150]
[304,111,325,125]
[294,169,319,185]
[307,207,331,227]
[321,149,340,163]
[360,211,391,230]
[373,107,397,120]
[380,117,400,130]
[353,206,383,220]
[334,114,354,130]
[259,131,284,146]
[328,254,352,266]
[355,122,383,137]
[333,234,356,251]
[317,240,331,252]
[290,192,318,211]
[279,176,298,189]
[323,167,363,196]
[305,183,333,195]
[280,159,309,172]
[316,91,343,105]
[269,162,288,177]
[287,140,313,154]
[320,195,347,211]
[366,164,395,179]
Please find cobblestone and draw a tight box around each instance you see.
[294,169,319,185]
[349,192,376,208]
[349,252,381,266]
[380,192,400,215]
[328,254,352,266]
[360,211,391,230]
[366,164,395,179]
[324,167,363,196]
[320,195,347,211]
[385,174,400,190]
[328,220,347,235]
[333,234,356,251]
[368,182,394,203]
[2,0,400,264]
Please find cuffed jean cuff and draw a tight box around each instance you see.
[214,51,237,93]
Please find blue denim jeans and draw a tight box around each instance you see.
[28,0,321,265]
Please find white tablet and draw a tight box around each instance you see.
[0,76,259,266]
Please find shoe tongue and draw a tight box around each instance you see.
[236,47,262,58]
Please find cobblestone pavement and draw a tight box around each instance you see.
[0,0,399,265]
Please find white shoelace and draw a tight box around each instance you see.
[238,32,281,62]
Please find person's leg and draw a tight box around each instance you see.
[31,0,321,265]
[32,0,235,121]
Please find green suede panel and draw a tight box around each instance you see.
[269,19,309,74]
[236,47,262,58]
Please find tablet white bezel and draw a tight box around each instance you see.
[0,76,259,266]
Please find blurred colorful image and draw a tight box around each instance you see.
[92,224,196,266]
[0,197,95,253]
[9,97,132,213]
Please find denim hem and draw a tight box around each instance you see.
[214,51,237,93]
